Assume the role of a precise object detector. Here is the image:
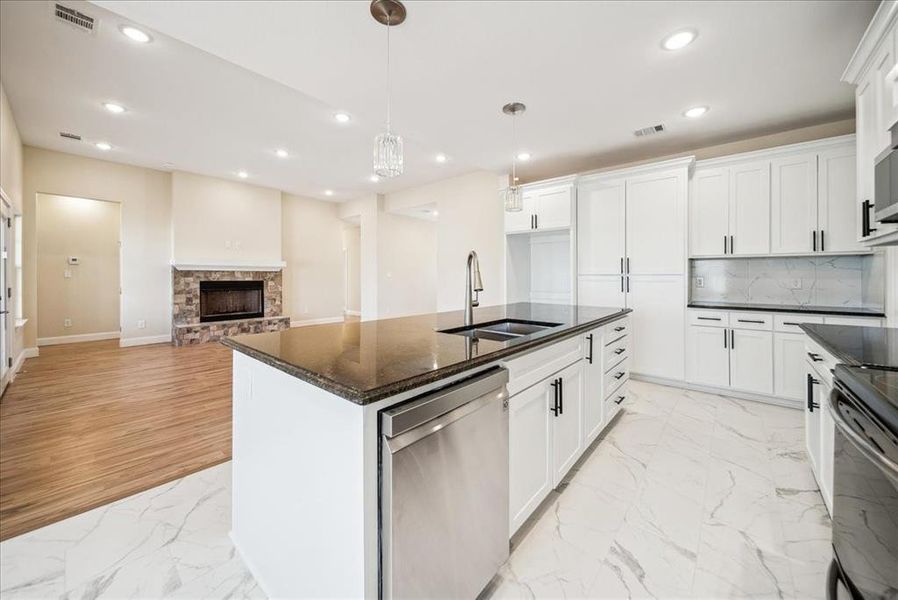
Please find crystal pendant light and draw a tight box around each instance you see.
[371,0,406,178]
[501,102,526,212]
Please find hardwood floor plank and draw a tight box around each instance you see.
[0,339,232,541]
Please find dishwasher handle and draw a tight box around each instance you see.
[381,367,509,438]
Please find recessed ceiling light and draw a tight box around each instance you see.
[662,29,697,51]
[103,102,126,114]
[333,112,351,124]
[120,25,151,44]
[276,149,289,158]
[517,152,531,161]
[435,153,448,163]
[237,170,249,179]
[684,106,709,118]
[95,142,112,151]
[369,175,380,183]
[324,189,334,196]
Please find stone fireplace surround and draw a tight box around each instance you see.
[172,268,290,346]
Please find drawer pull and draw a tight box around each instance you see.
[737,319,765,324]
[807,352,823,362]
[783,322,801,326]
[696,316,721,321]
[613,348,625,355]
[615,395,625,405]
[614,326,625,332]
[613,371,625,380]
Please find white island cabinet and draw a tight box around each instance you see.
[225,304,631,598]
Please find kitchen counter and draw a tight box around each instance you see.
[688,301,885,318]
[223,302,630,404]
[799,323,898,368]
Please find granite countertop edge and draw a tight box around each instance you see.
[798,323,862,366]
[222,308,632,405]
[687,302,886,318]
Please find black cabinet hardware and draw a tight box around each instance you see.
[737,319,765,324]
[550,378,559,416]
[806,373,820,412]
[613,371,625,380]
[626,257,630,274]
[559,377,564,415]
[586,334,594,364]
[807,352,823,362]
[620,257,623,274]
[784,322,801,326]
[724,235,728,254]
[730,329,734,348]
[615,395,625,405]
[730,235,734,254]
[724,329,728,349]
[862,200,877,237]
[697,316,721,321]
[620,276,624,293]
[614,347,625,355]
[820,230,825,252]
[812,230,817,251]
[614,326,625,332]
[626,277,630,293]
[535,214,538,229]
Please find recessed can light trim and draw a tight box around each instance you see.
[333,112,351,124]
[276,149,289,158]
[683,105,709,118]
[95,141,112,151]
[324,189,335,196]
[517,152,531,161]
[662,29,697,51]
[435,153,448,163]
[120,25,152,43]
[369,175,380,183]
[237,170,249,179]
[103,102,126,114]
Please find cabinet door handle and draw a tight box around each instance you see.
[807,352,823,362]
[820,230,825,252]
[613,371,625,380]
[697,316,721,321]
[586,334,594,364]
[730,235,734,254]
[614,326,625,332]
[626,257,630,274]
[550,378,559,416]
[724,328,728,349]
[626,277,630,293]
[535,214,538,229]
[730,329,734,349]
[812,230,817,252]
[558,377,564,415]
[614,347,625,355]
[737,319,765,324]
[724,235,728,254]
[620,275,624,293]
[806,373,820,412]
[620,257,623,274]
[615,395,625,405]
[784,322,801,326]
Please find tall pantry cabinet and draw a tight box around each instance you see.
[577,158,692,381]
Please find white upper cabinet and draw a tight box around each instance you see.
[771,152,818,254]
[578,179,626,275]
[505,184,573,234]
[818,146,863,252]
[730,161,771,255]
[504,192,537,234]
[626,171,685,275]
[690,167,729,257]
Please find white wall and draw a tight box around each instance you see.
[340,196,380,320]
[23,146,172,347]
[172,171,281,264]
[36,194,120,341]
[343,225,361,313]
[281,193,345,322]
[0,82,25,365]
[376,212,437,319]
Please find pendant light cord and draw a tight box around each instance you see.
[386,11,392,133]
[511,112,517,184]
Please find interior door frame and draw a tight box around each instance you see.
[0,188,13,394]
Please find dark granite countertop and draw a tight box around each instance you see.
[222,303,630,404]
[799,323,898,368]
[835,365,898,435]
[688,301,885,318]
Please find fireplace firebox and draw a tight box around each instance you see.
[199,280,264,322]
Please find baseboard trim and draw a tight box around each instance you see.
[119,334,172,347]
[290,316,345,327]
[344,310,361,317]
[38,331,120,346]
[631,373,802,410]
[11,347,39,378]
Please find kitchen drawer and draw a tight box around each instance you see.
[603,335,629,372]
[730,312,773,331]
[503,336,582,397]
[688,310,729,328]
[605,358,630,399]
[604,385,627,421]
[605,317,631,344]
[774,314,824,333]
[805,338,837,386]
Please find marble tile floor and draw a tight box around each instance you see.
[0,380,830,599]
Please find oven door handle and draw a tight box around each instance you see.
[828,390,898,484]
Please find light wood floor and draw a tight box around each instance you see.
[0,339,232,541]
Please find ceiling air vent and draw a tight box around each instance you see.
[634,124,665,137]
[53,3,97,34]
[59,131,82,141]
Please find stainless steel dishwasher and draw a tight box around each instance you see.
[380,367,509,599]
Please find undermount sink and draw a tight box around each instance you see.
[439,319,562,342]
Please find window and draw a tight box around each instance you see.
[14,215,22,321]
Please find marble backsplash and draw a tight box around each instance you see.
[690,253,885,310]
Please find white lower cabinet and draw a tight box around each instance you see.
[804,364,822,476]
[774,332,810,400]
[582,326,605,445]
[687,325,729,387]
[804,338,837,515]
[551,361,584,486]
[730,329,773,394]
[686,315,772,394]
[508,379,553,533]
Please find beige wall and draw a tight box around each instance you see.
[172,171,281,264]
[281,193,345,322]
[339,195,380,320]
[376,212,437,319]
[343,225,361,313]
[0,83,23,213]
[36,194,120,341]
[23,146,172,347]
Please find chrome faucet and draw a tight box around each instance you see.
[465,250,483,327]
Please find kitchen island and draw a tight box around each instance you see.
[223,302,631,598]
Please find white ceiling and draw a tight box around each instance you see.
[1,1,877,201]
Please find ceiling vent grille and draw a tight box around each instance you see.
[53,3,96,34]
[59,131,82,141]
[634,124,665,137]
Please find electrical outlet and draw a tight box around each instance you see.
[791,278,802,289]
[64,269,72,279]
[137,319,146,329]
[696,276,705,288]
[64,318,72,328]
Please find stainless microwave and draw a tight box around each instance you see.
[874,146,898,223]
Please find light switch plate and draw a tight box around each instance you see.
[695,276,705,288]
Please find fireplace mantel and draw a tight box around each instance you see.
[171,260,286,272]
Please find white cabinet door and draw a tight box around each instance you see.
[856,75,878,242]
[582,328,605,445]
[804,364,822,477]
[578,275,626,308]
[818,146,862,253]
[536,186,572,231]
[690,167,729,256]
[730,329,774,394]
[730,161,771,255]
[774,332,809,401]
[578,179,625,275]
[508,380,552,533]
[626,275,685,380]
[505,192,536,234]
[626,172,685,275]
[551,361,584,486]
[771,153,818,254]
[818,379,835,515]
[687,325,729,387]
